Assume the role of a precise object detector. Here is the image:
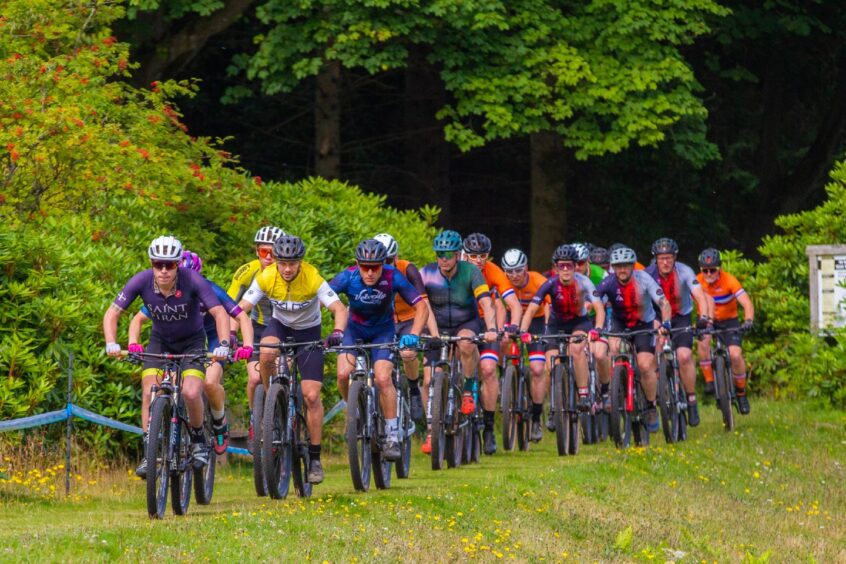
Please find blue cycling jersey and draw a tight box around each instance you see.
[329,265,421,328]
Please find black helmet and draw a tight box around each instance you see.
[590,246,609,265]
[552,244,578,263]
[272,235,306,260]
[651,237,679,256]
[355,239,388,263]
[698,248,721,268]
[463,232,492,254]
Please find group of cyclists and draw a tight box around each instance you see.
[103,225,755,487]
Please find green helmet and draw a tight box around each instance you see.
[432,230,462,252]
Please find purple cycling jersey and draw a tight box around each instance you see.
[329,265,421,327]
[112,268,222,341]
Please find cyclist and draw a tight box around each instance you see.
[572,243,607,286]
[329,239,428,461]
[645,237,712,427]
[593,246,672,433]
[502,248,551,439]
[227,226,285,445]
[696,248,754,414]
[374,232,432,422]
[519,245,605,440]
[419,230,498,454]
[237,235,348,484]
[461,233,522,454]
[127,250,254,467]
[103,236,233,474]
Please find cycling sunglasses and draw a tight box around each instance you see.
[256,247,273,259]
[700,267,719,274]
[357,262,383,273]
[436,251,456,259]
[151,260,178,271]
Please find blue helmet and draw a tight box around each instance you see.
[432,230,462,252]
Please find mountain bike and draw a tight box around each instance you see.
[424,334,480,470]
[126,350,212,519]
[329,341,413,491]
[542,333,586,456]
[500,340,531,451]
[258,339,321,499]
[602,329,655,449]
[657,327,689,444]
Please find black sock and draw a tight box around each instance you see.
[308,444,321,461]
[483,410,495,431]
[532,403,543,422]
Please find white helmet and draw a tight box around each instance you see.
[609,246,637,266]
[254,226,285,245]
[373,233,398,258]
[148,235,183,261]
[571,243,590,262]
[501,248,528,270]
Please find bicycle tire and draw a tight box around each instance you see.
[346,380,372,491]
[251,383,268,497]
[396,375,412,479]
[292,387,312,498]
[550,364,569,456]
[657,358,674,444]
[146,396,171,519]
[262,382,292,499]
[430,369,448,470]
[516,369,531,451]
[714,354,735,431]
[501,365,517,451]
[609,365,631,449]
[170,409,193,516]
[194,395,216,505]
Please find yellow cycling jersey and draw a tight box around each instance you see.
[227,259,272,325]
[242,261,340,330]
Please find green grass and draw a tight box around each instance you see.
[1,400,844,562]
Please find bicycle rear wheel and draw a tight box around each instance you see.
[550,364,569,456]
[501,365,518,451]
[262,382,292,499]
[346,380,372,491]
[146,396,171,519]
[714,354,735,431]
[292,387,312,498]
[170,409,193,516]
[251,383,268,497]
[657,358,674,444]
[430,369,448,470]
[194,394,216,505]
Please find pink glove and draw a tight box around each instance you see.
[588,329,600,342]
[520,332,532,344]
[234,346,253,361]
[128,343,144,354]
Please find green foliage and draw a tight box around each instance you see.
[726,159,846,408]
[0,0,436,449]
[233,0,727,162]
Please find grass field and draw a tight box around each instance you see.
[1,400,844,562]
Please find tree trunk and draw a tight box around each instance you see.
[132,0,256,86]
[404,45,451,223]
[314,60,341,179]
[530,131,568,270]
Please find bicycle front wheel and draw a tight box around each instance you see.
[346,380,372,491]
[714,354,735,431]
[501,365,518,451]
[251,383,268,497]
[194,394,216,505]
[550,364,569,456]
[262,382,292,499]
[146,396,171,519]
[170,407,193,516]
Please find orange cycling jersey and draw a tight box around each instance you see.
[477,260,516,318]
[512,270,549,319]
[393,259,427,323]
[696,270,746,321]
